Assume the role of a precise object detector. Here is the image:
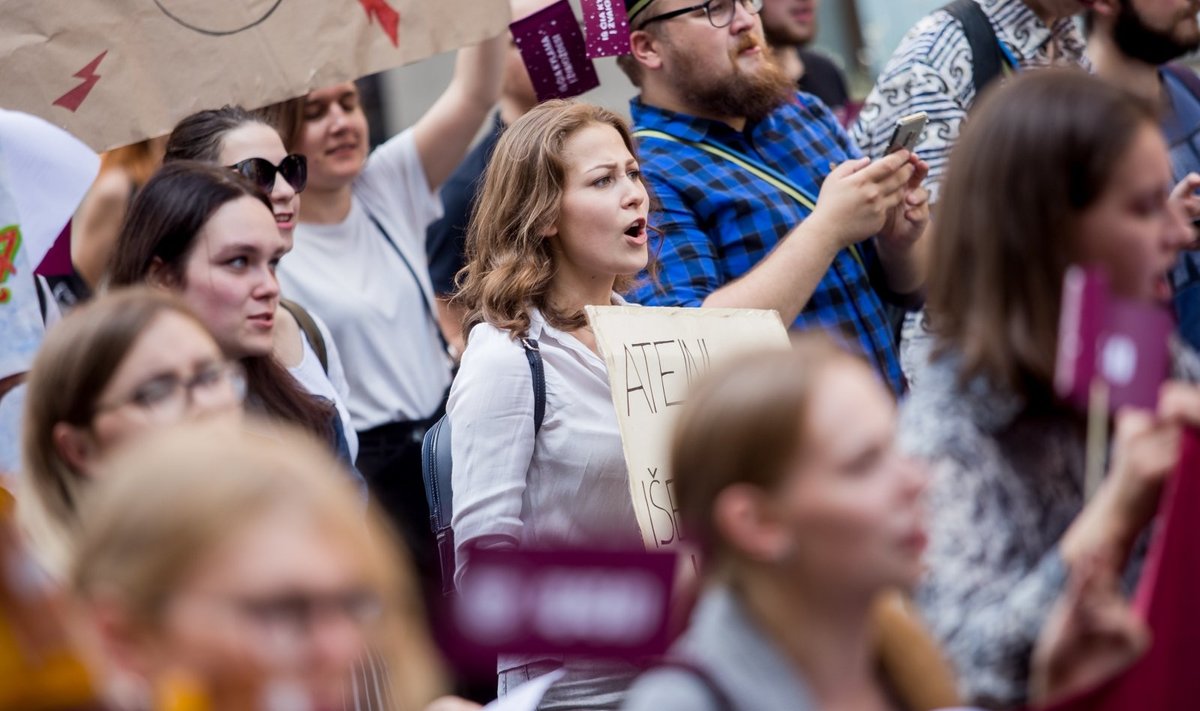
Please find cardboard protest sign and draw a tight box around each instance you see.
[511,0,601,101]
[1054,266,1173,413]
[585,306,790,566]
[0,0,510,151]
[1036,431,1200,711]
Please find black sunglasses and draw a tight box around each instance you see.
[229,154,307,194]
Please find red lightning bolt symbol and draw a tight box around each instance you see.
[53,50,108,113]
[358,0,401,47]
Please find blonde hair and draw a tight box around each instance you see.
[454,100,650,340]
[19,287,213,577]
[670,336,860,567]
[69,419,446,710]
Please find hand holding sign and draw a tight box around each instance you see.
[511,0,601,101]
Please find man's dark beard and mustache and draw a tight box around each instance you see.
[1113,0,1200,65]
[667,34,796,124]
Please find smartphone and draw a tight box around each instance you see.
[885,112,928,155]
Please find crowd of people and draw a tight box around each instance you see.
[4,0,1200,709]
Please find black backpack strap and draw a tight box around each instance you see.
[520,337,546,433]
[421,334,547,596]
[279,298,329,375]
[942,0,1005,97]
[652,659,735,711]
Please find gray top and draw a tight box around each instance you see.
[898,344,1200,708]
[622,585,816,711]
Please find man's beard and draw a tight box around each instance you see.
[667,34,796,124]
[1112,0,1200,66]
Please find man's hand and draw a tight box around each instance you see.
[878,153,930,250]
[807,151,916,252]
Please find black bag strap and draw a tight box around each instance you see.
[520,337,546,432]
[279,298,329,375]
[365,210,452,355]
[942,0,1006,97]
[652,659,735,711]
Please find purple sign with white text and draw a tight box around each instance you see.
[510,0,601,101]
[1054,265,1174,412]
[442,547,677,670]
[581,0,631,57]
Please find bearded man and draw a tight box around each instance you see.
[619,0,930,395]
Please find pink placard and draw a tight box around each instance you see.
[510,0,601,102]
[581,0,631,58]
[1054,265,1173,413]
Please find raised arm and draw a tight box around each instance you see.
[412,33,507,193]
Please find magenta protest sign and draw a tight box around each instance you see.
[1054,265,1173,412]
[510,0,601,101]
[442,547,677,670]
[581,0,631,57]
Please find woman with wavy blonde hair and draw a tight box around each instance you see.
[70,419,448,710]
[448,100,652,708]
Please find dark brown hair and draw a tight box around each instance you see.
[107,162,333,442]
[164,105,270,164]
[927,69,1158,397]
[455,100,650,340]
[670,336,858,563]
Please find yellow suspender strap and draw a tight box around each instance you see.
[633,128,865,269]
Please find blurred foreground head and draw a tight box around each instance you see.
[69,419,445,710]
[670,336,927,605]
[928,69,1192,397]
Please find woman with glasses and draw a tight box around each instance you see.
[107,162,355,469]
[18,287,244,578]
[68,420,451,710]
[164,106,358,462]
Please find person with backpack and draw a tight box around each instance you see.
[447,101,650,709]
[1086,0,1200,349]
[852,0,1093,205]
[851,0,1093,385]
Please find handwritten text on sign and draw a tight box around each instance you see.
[586,306,790,556]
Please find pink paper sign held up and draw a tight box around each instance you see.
[581,0,631,57]
[511,0,601,101]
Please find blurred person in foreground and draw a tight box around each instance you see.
[623,341,1153,711]
[68,419,461,711]
[18,288,243,578]
[901,70,1200,708]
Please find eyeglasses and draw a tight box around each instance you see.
[230,588,384,640]
[637,0,764,29]
[94,361,246,421]
[229,154,307,194]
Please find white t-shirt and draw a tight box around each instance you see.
[287,310,357,460]
[278,129,451,431]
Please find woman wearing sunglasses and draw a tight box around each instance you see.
[18,287,244,578]
[164,106,357,461]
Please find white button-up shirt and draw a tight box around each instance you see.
[448,301,644,591]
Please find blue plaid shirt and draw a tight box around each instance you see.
[629,93,909,394]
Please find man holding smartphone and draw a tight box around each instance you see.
[617,0,929,396]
